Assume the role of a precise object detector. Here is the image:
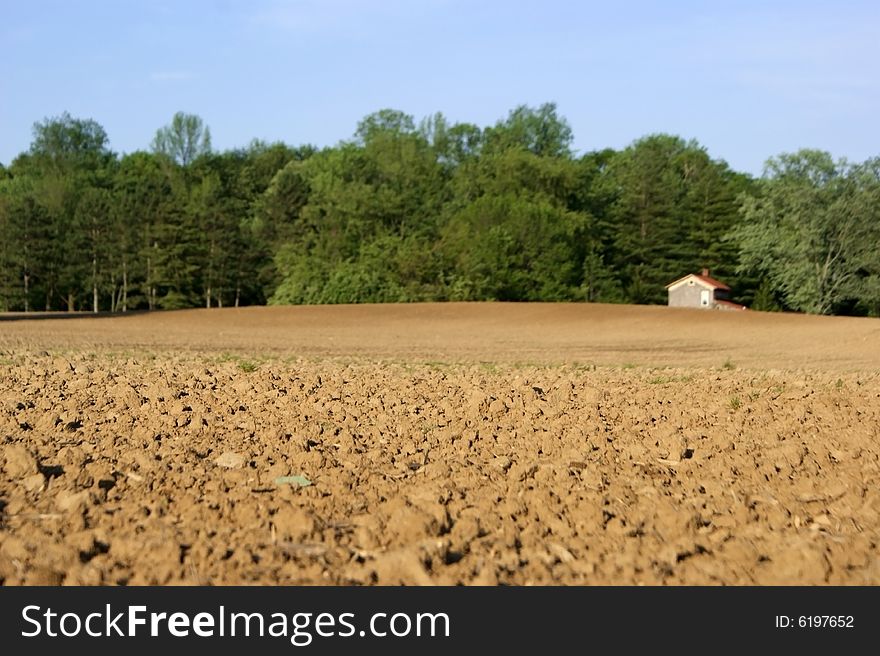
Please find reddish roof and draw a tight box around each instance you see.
[697,273,731,291]
[714,299,747,310]
[665,272,730,291]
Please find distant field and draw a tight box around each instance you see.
[1,303,879,585]
[2,302,880,369]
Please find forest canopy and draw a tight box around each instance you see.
[1,104,878,315]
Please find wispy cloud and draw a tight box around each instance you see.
[150,71,194,82]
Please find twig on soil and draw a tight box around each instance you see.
[796,490,846,503]
[277,541,329,558]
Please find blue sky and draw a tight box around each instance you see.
[1,0,877,174]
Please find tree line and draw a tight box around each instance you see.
[1,105,878,315]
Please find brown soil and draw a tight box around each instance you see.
[1,303,879,585]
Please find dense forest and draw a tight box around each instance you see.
[1,104,878,315]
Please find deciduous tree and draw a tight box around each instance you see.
[730,150,880,314]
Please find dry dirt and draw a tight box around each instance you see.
[1,303,879,585]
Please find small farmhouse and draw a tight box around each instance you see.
[665,269,746,310]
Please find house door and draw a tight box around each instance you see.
[700,290,710,307]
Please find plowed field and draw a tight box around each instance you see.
[2,303,879,585]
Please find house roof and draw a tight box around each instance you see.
[714,299,747,310]
[665,272,731,291]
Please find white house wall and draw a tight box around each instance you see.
[668,278,714,308]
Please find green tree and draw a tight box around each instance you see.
[73,186,115,312]
[750,277,781,312]
[15,113,116,311]
[729,150,880,314]
[0,180,15,310]
[112,151,172,310]
[189,153,258,307]
[355,109,416,143]
[29,111,111,171]
[251,158,313,297]
[439,146,586,301]
[150,174,202,309]
[270,115,447,304]
[419,113,483,168]
[441,193,586,301]
[602,134,687,303]
[0,175,47,311]
[846,158,880,315]
[483,103,573,158]
[152,112,212,167]
[572,149,624,302]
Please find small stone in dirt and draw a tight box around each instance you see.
[214,451,246,469]
[274,475,312,487]
[493,456,512,471]
[548,543,576,564]
[64,420,83,432]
